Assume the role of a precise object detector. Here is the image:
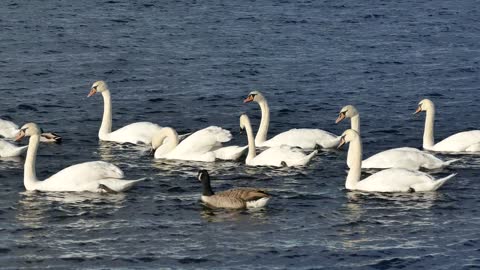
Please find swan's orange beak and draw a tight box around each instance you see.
[337,136,346,149]
[243,95,254,103]
[335,112,346,124]
[87,88,97,97]
[414,105,422,115]
[15,130,26,142]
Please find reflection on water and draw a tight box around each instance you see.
[200,205,269,223]
[16,191,127,229]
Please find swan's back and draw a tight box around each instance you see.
[0,140,27,157]
[172,126,232,156]
[356,168,436,192]
[433,130,480,152]
[262,128,338,149]
[251,145,316,167]
[107,122,163,144]
[362,147,444,170]
[39,161,125,191]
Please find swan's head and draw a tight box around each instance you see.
[414,99,434,114]
[243,91,265,103]
[197,169,210,183]
[15,123,41,141]
[239,114,251,133]
[336,105,359,124]
[337,129,359,149]
[88,80,109,97]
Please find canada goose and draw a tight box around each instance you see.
[197,170,271,209]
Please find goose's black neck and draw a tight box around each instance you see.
[200,172,214,196]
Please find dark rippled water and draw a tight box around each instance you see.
[1,0,479,269]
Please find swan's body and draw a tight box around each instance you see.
[339,129,455,192]
[0,118,61,143]
[336,105,457,170]
[213,145,248,161]
[244,91,340,149]
[240,114,317,167]
[0,140,27,157]
[17,123,142,192]
[88,81,163,145]
[416,99,480,152]
[152,126,232,162]
[198,170,271,209]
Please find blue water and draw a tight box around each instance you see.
[1,0,479,269]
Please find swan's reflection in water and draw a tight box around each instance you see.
[16,191,127,229]
[334,191,442,250]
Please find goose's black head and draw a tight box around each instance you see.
[197,170,210,182]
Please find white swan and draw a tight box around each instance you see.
[16,123,142,192]
[152,126,233,162]
[338,129,455,192]
[198,170,270,209]
[0,118,61,143]
[88,81,163,145]
[240,114,317,167]
[336,105,457,170]
[415,99,480,152]
[244,91,340,149]
[0,139,27,157]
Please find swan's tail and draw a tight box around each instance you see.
[442,159,460,168]
[100,177,146,192]
[432,173,456,191]
[318,136,342,149]
[294,150,318,166]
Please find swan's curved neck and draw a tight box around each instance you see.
[99,90,113,139]
[423,108,435,149]
[346,136,363,190]
[351,115,360,134]
[255,99,270,144]
[152,128,179,156]
[244,118,257,163]
[24,135,40,190]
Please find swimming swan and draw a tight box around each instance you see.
[338,129,455,192]
[88,80,163,145]
[240,114,317,167]
[415,99,480,152]
[16,123,142,192]
[151,126,233,162]
[244,91,339,149]
[336,105,457,170]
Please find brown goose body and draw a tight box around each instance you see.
[198,170,271,209]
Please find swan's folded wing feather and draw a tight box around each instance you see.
[173,126,232,155]
[434,130,480,152]
[356,168,434,192]
[45,161,124,185]
[264,128,338,149]
[362,147,443,170]
[0,119,19,138]
[108,122,163,144]
[0,140,27,157]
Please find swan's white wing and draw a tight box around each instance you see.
[171,126,232,156]
[213,145,248,161]
[261,128,339,149]
[40,161,125,191]
[361,147,445,170]
[0,119,19,138]
[433,130,480,152]
[356,168,436,192]
[250,145,316,167]
[106,122,163,144]
[0,140,27,157]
